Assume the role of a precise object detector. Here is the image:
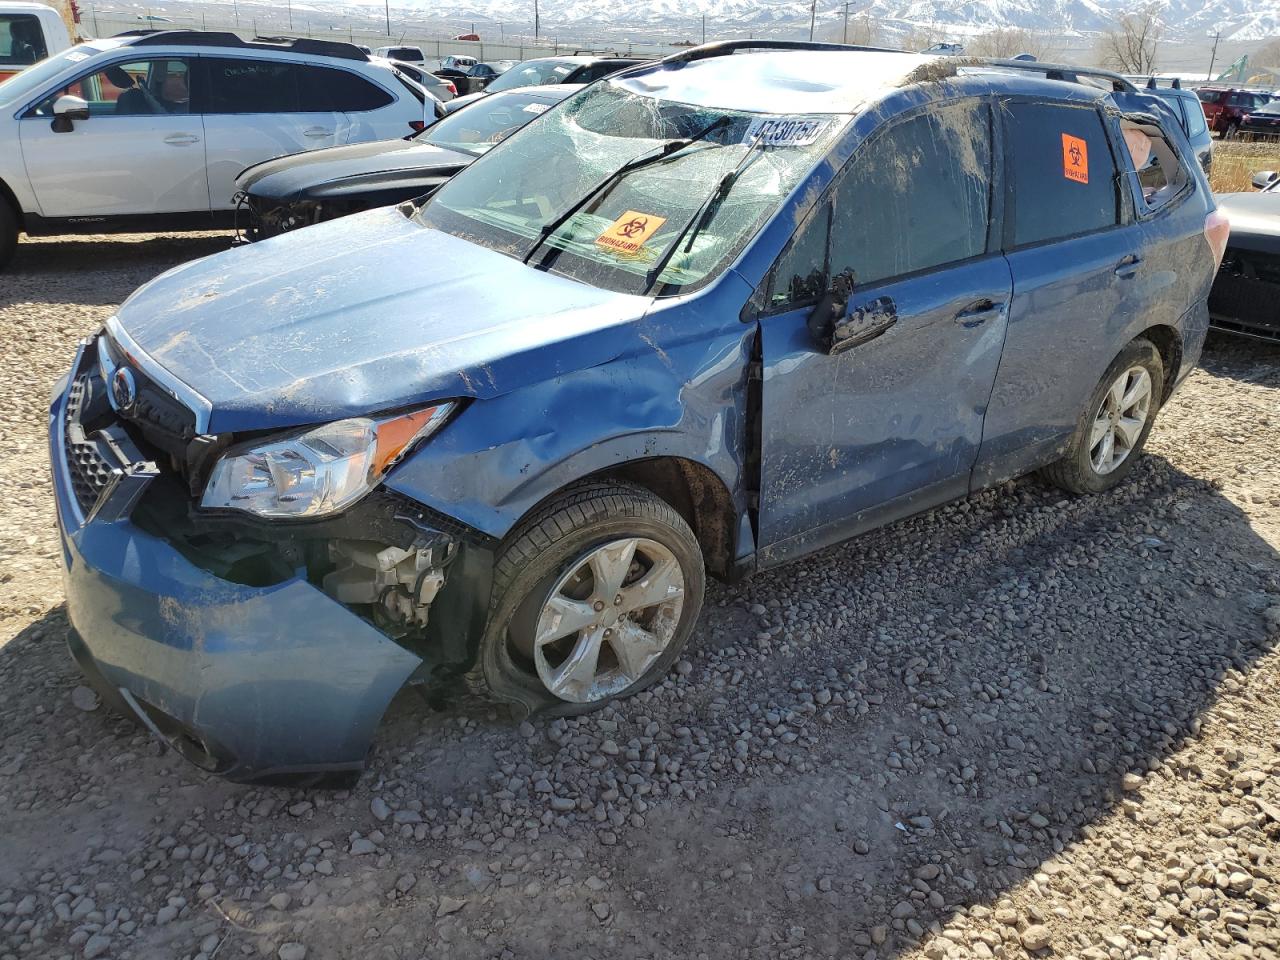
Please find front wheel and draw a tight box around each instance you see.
[1041,338,1164,495]
[479,481,706,717]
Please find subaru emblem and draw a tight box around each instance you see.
[111,367,138,412]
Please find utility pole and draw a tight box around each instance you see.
[842,0,851,43]
[534,0,539,41]
[286,0,292,31]
[701,13,705,44]
[1206,30,1220,80]
[384,0,390,38]
[808,0,816,41]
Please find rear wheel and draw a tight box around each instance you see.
[0,200,17,271]
[1041,338,1164,495]
[479,481,705,717]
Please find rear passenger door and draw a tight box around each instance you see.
[973,99,1147,488]
[197,56,349,210]
[756,100,1012,566]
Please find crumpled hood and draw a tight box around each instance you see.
[236,140,473,200]
[114,206,651,433]
[1216,191,1280,254]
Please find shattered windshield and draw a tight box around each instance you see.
[418,84,846,295]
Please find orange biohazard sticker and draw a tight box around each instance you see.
[596,210,667,255]
[1061,133,1089,184]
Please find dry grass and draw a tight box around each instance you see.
[1210,140,1280,193]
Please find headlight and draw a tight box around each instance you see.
[201,404,453,518]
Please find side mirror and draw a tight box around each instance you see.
[51,94,89,133]
[807,270,899,355]
[1251,170,1279,190]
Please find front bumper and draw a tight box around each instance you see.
[49,342,423,783]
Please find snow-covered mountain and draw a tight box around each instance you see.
[379,0,1279,44]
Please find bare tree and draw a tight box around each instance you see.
[816,14,879,47]
[966,28,1057,62]
[1095,5,1163,75]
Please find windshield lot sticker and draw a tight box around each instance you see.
[523,102,551,115]
[596,211,668,255]
[746,117,827,147]
[1061,133,1089,184]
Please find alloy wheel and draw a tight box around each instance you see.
[530,537,686,703]
[1089,365,1153,475]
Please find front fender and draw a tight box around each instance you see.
[384,285,756,543]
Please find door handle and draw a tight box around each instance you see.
[954,299,1006,328]
[163,133,200,146]
[303,126,333,138]
[1114,255,1142,278]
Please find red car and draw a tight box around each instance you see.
[1197,87,1274,137]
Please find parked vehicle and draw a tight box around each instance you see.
[436,58,516,95]
[236,84,581,239]
[1131,77,1212,173]
[0,1,71,82]
[49,43,1224,783]
[1208,171,1280,341]
[374,44,424,66]
[445,54,648,112]
[1239,99,1280,141]
[0,30,434,267]
[386,57,455,100]
[1197,86,1274,138]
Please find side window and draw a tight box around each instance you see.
[203,57,297,113]
[1182,97,1208,137]
[768,204,830,310]
[32,59,190,116]
[1006,101,1118,248]
[577,63,616,83]
[297,66,393,111]
[1119,118,1189,211]
[828,101,992,286]
[0,13,47,67]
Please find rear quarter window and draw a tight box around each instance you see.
[298,66,394,111]
[1005,101,1119,248]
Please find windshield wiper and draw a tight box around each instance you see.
[645,132,768,292]
[523,115,732,266]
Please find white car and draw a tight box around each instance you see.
[0,30,433,267]
[374,44,424,66]
[0,1,72,82]
[382,57,455,101]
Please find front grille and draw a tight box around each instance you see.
[1209,248,1280,339]
[99,335,198,451]
[64,376,121,514]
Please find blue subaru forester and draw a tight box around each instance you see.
[49,42,1229,783]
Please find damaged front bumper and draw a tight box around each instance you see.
[48,340,470,784]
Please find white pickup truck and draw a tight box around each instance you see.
[0,1,72,81]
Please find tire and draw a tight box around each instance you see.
[0,199,17,271]
[479,481,705,719]
[1040,337,1165,495]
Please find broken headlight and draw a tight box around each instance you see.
[201,404,453,519]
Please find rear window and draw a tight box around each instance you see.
[203,58,296,113]
[0,13,46,67]
[387,47,422,61]
[1005,101,1119,248]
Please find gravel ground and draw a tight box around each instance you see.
[2,232,1280,960]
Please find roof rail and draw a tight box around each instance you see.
[975,58,1138,92]
[661,39,903,64]
[117,30,368,61]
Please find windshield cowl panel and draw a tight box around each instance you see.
[419,84,849,297]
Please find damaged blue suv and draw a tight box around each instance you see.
[50,42,1228,783]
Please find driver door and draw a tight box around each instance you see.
[756,100,1011,566]
[18,57,210,218]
